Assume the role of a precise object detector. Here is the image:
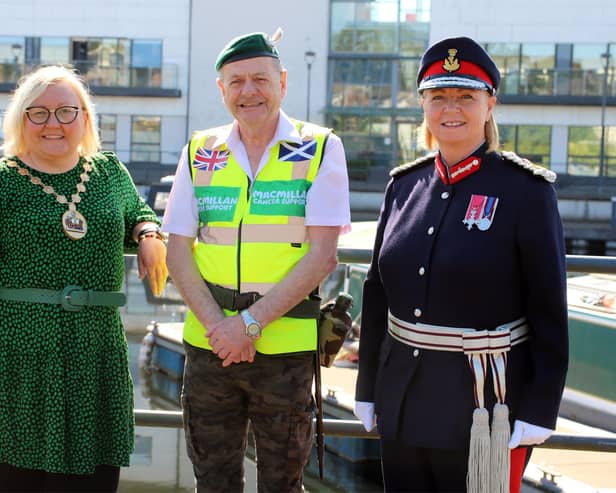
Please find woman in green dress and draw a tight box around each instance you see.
[0,65,168,492]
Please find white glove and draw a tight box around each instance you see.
[508,419,554,449]
[354,401,376,432]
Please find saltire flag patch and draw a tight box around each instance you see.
[278,140,317,162]
[193,147,230,171]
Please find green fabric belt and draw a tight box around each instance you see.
[0,286,126,312]
[205,281,320,319]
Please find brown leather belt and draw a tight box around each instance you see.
[205,281,320,319]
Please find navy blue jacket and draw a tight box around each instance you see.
[355,146,569,449]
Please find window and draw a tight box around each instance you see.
[499,124,551,168]
[609,44,615,98]
[131,40,162,88]
[396,59,421,109]
[607,126,616,176]
[517,126,551,167]
[568,126,601,176]
[99,114,117,152]
[486,43,520,96]
[568,125,616,176]
[396,120,421,163]
[399,0,430,56]
[499,125,516,153]
[331,59,393,108]
[570,44,605,96]
[331,1,396,54]
[520,44,555,95]
[131,116,161,163]
[330,0,429,55]
[72,37,131,86]
[487,42,613,97]
[328,0,429,190]
[332,114,393,180]
[40,37,70,65]
[0,36,25,83]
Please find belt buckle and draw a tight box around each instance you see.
[234,291,259,311]
[61,285,85,312]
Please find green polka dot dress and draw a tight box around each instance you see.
[0,151,159,474]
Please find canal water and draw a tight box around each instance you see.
[118,257,384,493]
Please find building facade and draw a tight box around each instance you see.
[0,0,191,183]
[0,0,615,251]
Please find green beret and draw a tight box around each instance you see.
[215,32,280,71]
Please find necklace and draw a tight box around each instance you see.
[6,156,92,240]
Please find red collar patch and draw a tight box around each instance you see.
[435,153,482,185]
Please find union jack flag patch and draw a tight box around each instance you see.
[193,147,230,171]
[278,140,317,162]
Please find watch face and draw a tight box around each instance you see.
[247,323,261,337]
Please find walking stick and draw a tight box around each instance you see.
[314,351,324,480]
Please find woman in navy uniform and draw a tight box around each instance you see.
[354,37,568,493]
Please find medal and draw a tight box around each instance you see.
[7,157,92,240]
[463,194,499,231]
[62,207,88,240]
[477,217,491,231]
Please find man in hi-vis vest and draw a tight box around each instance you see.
[163,28,350,493]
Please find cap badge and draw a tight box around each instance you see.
[443,49,461,73]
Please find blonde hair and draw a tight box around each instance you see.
[2,65,100,157]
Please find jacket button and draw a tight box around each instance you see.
[418,266,425,275]
[414,308,422,317]
[427,226,434,235]
[413,349,420,357]
[441,192,450,199]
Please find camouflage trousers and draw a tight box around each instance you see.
[181,343,315,493]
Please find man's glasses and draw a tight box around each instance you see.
[25,106,81,125]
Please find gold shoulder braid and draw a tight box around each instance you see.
[6,156,92,240]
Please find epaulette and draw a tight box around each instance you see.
[390,152,436,177]
[501,151,556,183]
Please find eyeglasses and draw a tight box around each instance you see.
[25,106,81,125]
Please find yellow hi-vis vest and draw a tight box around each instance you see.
[183,119,331,354]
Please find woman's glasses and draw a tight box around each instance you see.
[25,106,81,125]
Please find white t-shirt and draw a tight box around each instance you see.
[162,111,351,238]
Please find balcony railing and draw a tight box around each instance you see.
[500,67,615,98]
[0,59,179,91]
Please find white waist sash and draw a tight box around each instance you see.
[387,313,529,355]
[387,313,529,407]
[387,313,531,493]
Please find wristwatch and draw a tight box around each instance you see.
[240,309,262,338]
